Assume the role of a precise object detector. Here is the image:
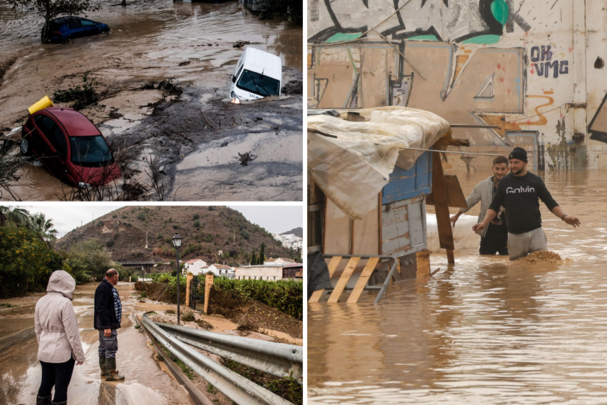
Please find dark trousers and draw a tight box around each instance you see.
[480,224,509,256]
[38,357,75,403]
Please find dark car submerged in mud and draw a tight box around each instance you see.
[20,108,121,188]
[43,17,110,43]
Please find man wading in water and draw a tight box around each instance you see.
[472,147,581,260]
[451,155,509,256]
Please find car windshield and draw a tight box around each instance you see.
[236,70,280,97]
[69,136,113,167]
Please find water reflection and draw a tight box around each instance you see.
[309,170,607,404]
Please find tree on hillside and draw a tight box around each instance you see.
[62,239,112,282]
[259,242,266,264]
[250,248,257,265]
[7,0,101,42]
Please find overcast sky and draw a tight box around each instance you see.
[5,204,303,237]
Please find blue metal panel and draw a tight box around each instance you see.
[381,152,432,204]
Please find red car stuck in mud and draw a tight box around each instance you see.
[20,107,121,187]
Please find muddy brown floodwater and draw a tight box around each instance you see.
[0,282,194,405]
[0,0,302,201]
[308,169,607,404]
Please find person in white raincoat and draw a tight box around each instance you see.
[35,270,85,405]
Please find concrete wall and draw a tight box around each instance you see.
[234,266,283,281]
[308,0,607,170]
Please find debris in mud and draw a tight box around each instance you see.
[237,151,257,166]
[233,41,251,48]
[157,79,183,97]
[178,61,191,67]
[196,319,213,330]
[220,141,229,147]
[522,250,568,263]
[236,319,259,334]
[282,79,303,95]
[53,71,102,110]
[108,108,123,119]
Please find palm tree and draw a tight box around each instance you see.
[0,206,31,228]
[28,212,59,246]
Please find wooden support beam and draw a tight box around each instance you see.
[431,151,455,264]
[347,257,380,303]
[309,256,342,303]
[328,257,361,303]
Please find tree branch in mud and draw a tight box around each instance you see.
[144,154,165,201]
[0,142,23,201]
[6,0,101,43]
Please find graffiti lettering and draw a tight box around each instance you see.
[530,46,568,78]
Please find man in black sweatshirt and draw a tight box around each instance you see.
[472,147,580,260]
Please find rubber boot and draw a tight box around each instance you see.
[99,356,108,379]
[50,401,66,405]
[105,357,125,381]
[36,395,51,405]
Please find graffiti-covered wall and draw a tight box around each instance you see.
[308,0,607,170]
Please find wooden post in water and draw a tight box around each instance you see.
[185,274,193,308]
[431,150,455,264]
[204,272,214,315]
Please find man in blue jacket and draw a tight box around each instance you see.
[94,269,125,381]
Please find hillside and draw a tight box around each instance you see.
[281,227,303,238]
[55,206,301,266]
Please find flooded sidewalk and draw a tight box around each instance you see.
[308,170,607,404]
[0,282,194,405]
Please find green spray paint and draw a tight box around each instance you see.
[326,33,362,43]
[407,35,438,41]
[491,0,509,26]
[462,34,501,44]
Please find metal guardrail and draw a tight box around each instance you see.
[141,314,301,405]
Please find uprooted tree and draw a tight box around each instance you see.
[7,0,101,43]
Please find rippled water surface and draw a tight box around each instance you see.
[308,170,607,404]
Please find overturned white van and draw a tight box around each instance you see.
[230,47,282,103]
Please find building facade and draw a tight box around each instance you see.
[308,0,607,170]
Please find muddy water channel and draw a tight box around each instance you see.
[0,282,194,405]
[0,1,303,201]
[308,170,607,404]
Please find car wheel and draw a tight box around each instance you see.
[20,138,32,156]
[101,28,109,36]
[63,36,72,44]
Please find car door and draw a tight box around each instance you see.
[34,115,66,179]
[66,18,84,38]
[80,19,97,36]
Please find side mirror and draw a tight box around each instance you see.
[232,76,236,83]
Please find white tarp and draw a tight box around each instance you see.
[308,106,450,220]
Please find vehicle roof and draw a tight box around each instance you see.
[42,107,101,136]
[241,47,282,81]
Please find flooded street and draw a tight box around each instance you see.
[0,282,194,405]
[308,169,607,404]
[0,0,303,201]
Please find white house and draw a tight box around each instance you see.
[263,257,296,266]
[207,263,235,279]
[184,259,208,276]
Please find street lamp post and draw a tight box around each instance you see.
[172,233,182,325]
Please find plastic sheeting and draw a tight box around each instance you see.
[308,106,450,220]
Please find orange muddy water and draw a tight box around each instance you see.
[308,169,607,404]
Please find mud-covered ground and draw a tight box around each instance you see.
[0,0,303,201]
[0,282,302,405]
